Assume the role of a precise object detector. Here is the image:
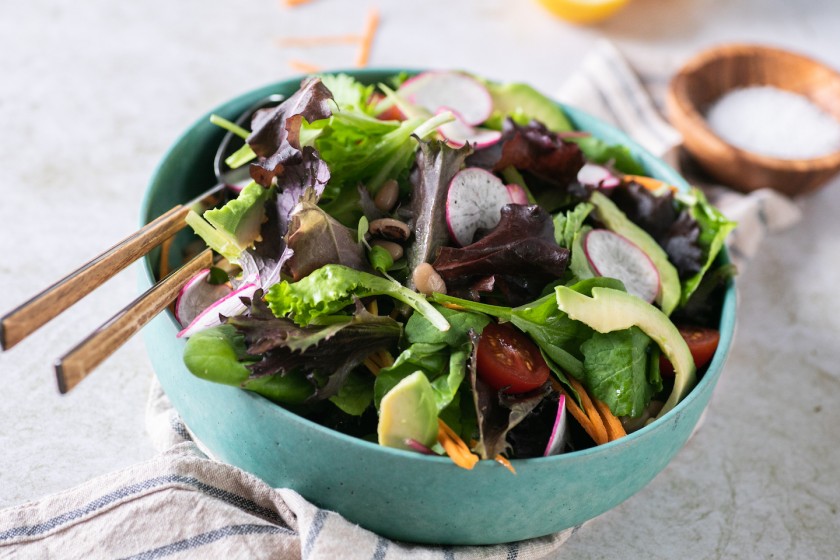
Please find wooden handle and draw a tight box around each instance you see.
[55,249,214,393]
[0,184,225,351]
[0,206,187,350]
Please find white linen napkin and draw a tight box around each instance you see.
[0,41,804,560]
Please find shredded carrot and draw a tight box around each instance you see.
[494,454,517,475]
[281,0,314,7]
[287,59,323,74]
[551,377,608,446]
[623,174,677,193]
[441,302,466,311]
[438,419,478,470]
[354,8,380,67]
[276,34,363,47]
[560,387,604,445]
[593,398,627,442]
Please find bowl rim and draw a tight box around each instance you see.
[141,67,738,467]
[667,42,840,169]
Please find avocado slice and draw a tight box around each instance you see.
[483,80,573,132]
[589,191,681,316]
[555,286,696,420]
[377,371,439,451]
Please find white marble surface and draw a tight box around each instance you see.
[1,0,839,557]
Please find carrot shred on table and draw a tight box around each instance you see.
[494,454,517,475]
[438,419,479,470]
[281,0,314,7]
[287,59,323,74]
[354,8,380,67]
[276,34,363,47]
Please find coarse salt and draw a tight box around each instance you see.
[705,86,840,160]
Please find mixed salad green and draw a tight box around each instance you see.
[177,71,735,469]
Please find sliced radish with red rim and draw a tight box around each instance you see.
[505,183,529,205]
[436,109,501,149]
[177,282,258,338]
[543,394,567,457]
[175,269,233,327]
[577,163,620,189]
[583,229,660,303]
[446,168,513,246]
[399,71,493,126]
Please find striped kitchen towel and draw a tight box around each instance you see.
[556,39,803,270]
[0,381,574,559]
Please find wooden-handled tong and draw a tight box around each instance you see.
[0,185,224,393]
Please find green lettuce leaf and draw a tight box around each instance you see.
[553,201,594,249]
[329,369,374,416]
[182,324,314,405]
[265,264,449,331]
[185,182,273,262]
[569,136,646,175]
[580,326,655,418]
[319,73,377,115]
[679,188,737,306]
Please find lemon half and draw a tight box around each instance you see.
[536,0,630,24]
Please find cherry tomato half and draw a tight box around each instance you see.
[660,325,721,377]
[476,322,550,394]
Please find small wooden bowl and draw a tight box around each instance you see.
[666,43,840,196]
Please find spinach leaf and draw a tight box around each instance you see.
[580,326,654,418]
[330,369,374,416]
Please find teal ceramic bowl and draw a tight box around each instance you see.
[140,69,737,546]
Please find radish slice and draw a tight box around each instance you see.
[543,394,567,457]
[177,282,258,338]
[578,163,620,189]
[175,269,233,327]
[506,183,529,205]
[437,110,502,149]
[446,168,513,246]
[399,71,493,126]
[583,229,660,303]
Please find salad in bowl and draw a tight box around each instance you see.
[142,69,736,544]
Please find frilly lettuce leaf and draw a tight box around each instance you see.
[319,73,377,115]
[185,182,273,262]
[264,264,449,331]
